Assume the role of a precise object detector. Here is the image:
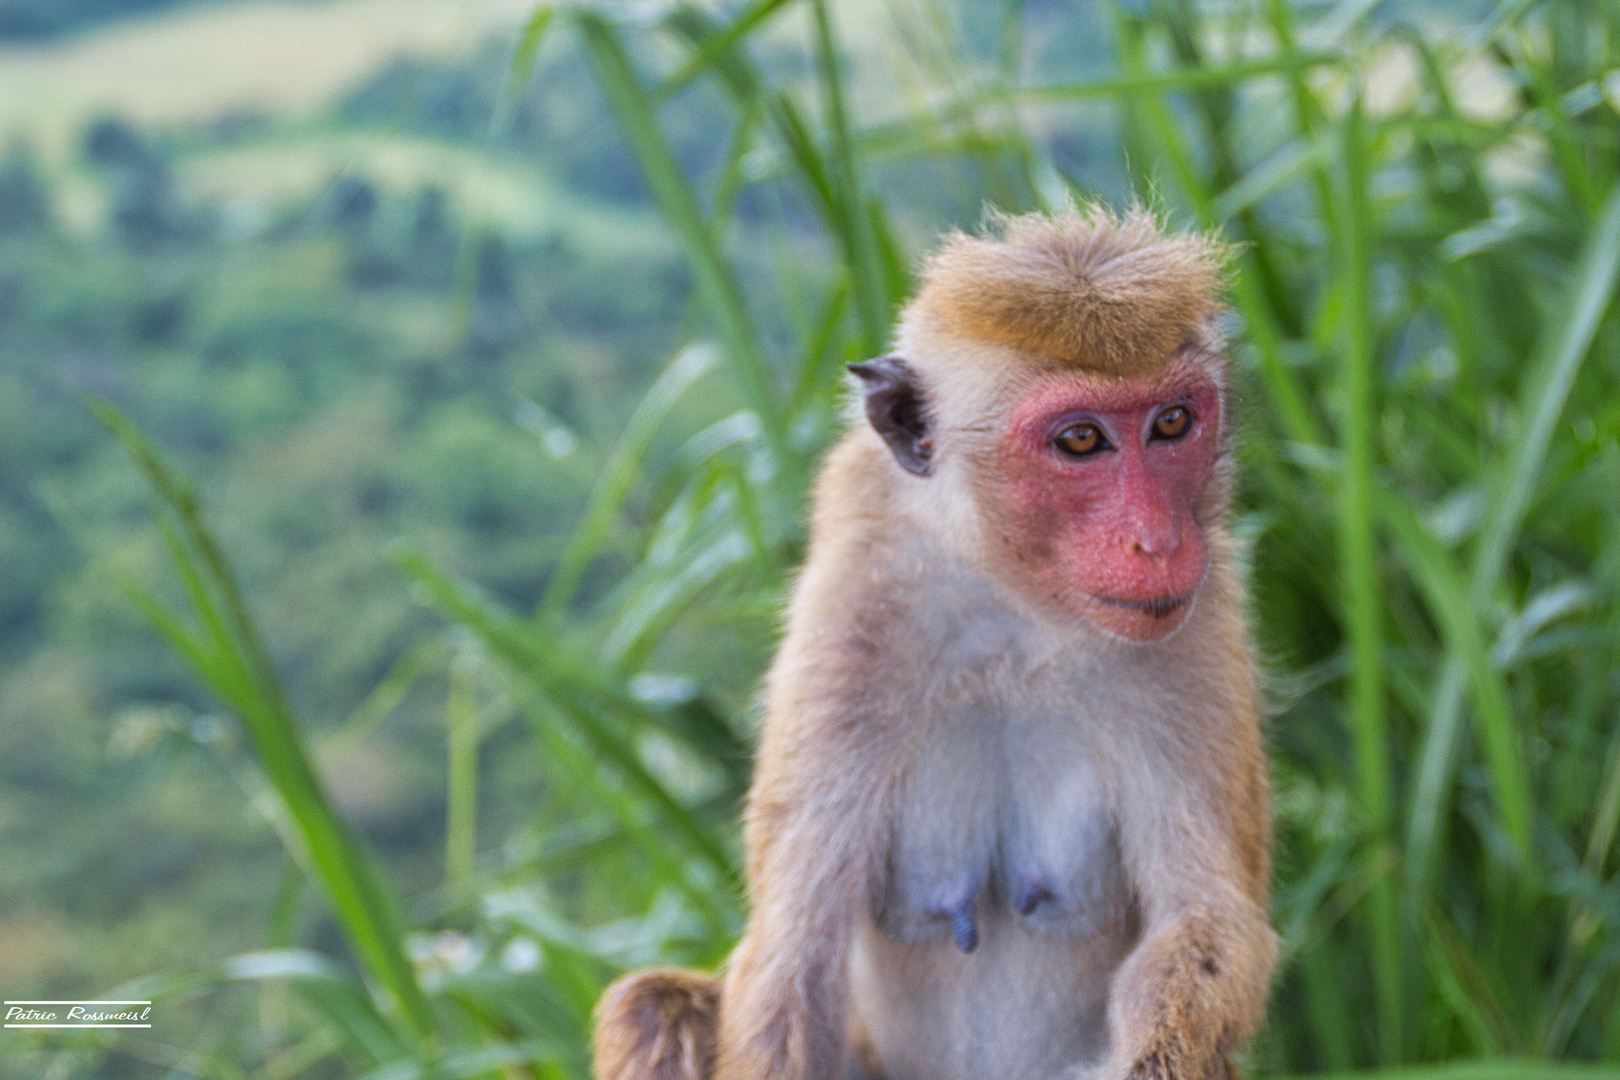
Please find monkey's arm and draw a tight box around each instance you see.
[1104,880,1275,1080]
[712,694,894,1080]
[1103,736,1276,1080]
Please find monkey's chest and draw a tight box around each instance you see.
[847,716,1136,1080]
[872,734,1131,948]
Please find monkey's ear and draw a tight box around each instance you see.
[848,355,934,478]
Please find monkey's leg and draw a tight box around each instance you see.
[593,969,721,1080]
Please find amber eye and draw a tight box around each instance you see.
[1054,423,1108,458]
[1151,406,1192,441]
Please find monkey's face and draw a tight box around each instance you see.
[984,366,1221,642]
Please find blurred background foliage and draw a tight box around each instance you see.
[1,0,1619,1078]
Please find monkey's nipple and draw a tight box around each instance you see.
[1014,874,1056,917]
[928,894,979,953]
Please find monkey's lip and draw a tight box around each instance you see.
[1087,591,1195,618]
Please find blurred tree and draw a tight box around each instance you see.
[0,142,52,235]
[0,0,191,39]
[83,116,179,248]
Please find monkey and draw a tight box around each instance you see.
[592,205,1276,1080]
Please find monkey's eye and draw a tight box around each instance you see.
[1151,406,1192,442]
[1054,423,1109,458]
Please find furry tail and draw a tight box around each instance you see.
[592,969,721,1080]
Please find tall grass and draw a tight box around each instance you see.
[94,1,1620,1077]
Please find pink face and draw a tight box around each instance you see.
[986,367,1221,641]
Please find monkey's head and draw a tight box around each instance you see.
[850,207,1232,643]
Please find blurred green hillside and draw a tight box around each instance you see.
[0,0,713,1017]
[2,1,1617,1079]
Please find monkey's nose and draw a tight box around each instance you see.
[1130,518,1182,561]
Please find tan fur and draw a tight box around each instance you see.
[591,209,1273,1080]
[594,969,722,1080]
[909,205,1229,379]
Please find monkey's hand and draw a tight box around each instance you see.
[1125,1048,1243,1080]
[1103,897,1276,1080]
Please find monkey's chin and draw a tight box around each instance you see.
[1082,591,1196,642]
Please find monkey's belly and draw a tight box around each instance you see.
[847,902,1134,1080]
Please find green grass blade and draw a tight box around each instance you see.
[768,90,840,224]
[1010,52,1341,105]
[1333,93,1400,1064]
[520,699,729,935]
[1424,926,1506,1056]
[1270,1062,1620,1080]
[491,5,554,139]
[91,402,436,1043]
[575,13,786,460]
[1210,137,1329,223]
[152,515,242,679]
[111,575,224,694]
[1402,660,1465,933]
[1230,262,1323,449]
[1585,721,1620,878]
[1405,181,1620,910]
[1299,944,1357,1070]
[268,858,304,948]
[1380,492,1529,854]
[445,647,479,903]
[801,53,1339,197]
[539,341,720,620]
[334,638,442,745]
[234,955,404,1066]
[1474,183,1620,599]
[603,528,752,669]
[655,0,797,101]
[660,3,761,103]
[708,102,761,240]
[115,950,405,1066]
[399,550,736,883]
[1261,0,1338,309]
[546,683,734,882]
[997,0,1025,81]
[1543,936,1620,1056]
[356,1040,566,1080]
[809,0,890,354]
[787,278,850,415]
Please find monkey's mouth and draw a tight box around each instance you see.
[1089,591,1195,618]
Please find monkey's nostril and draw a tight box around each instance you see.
[1133,538,1175,560]
[1130,517,1186,559]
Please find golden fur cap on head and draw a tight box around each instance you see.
[907,205,1230,377]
